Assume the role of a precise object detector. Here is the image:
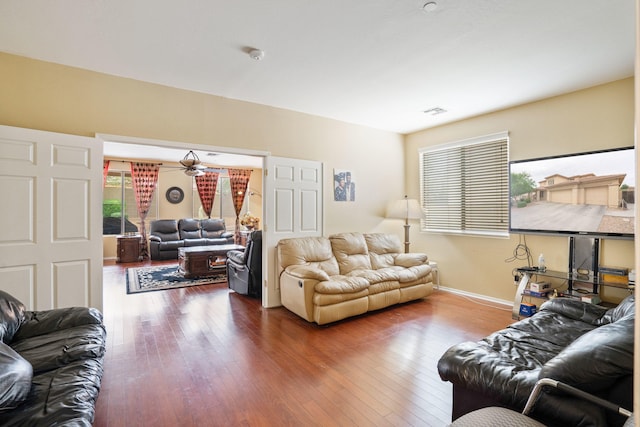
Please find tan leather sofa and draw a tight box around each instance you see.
[277,232,434,325]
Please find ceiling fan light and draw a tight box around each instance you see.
[184,168,205,177]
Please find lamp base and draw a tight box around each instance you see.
[403,223,411,253]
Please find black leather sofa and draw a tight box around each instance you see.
[149,218,235,260]
[227,230,262,297]
[0,290,106,426]
[438,295,635,427]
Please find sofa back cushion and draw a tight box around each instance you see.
[598,294,635,325]
[277,237,340,276]
[0,291,26,344]
[179,219,202,239]
[364,233,403,269]
[540,314,634,393]
[150,220,180,241]
[200,218,226,238]
[329,233,372,275]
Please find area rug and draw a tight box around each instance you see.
[126,265,227,294]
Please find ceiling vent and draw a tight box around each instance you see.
[423,107,447,115]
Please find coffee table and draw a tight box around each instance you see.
[177,244,245,279]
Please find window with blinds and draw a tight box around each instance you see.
[419,132,509,236]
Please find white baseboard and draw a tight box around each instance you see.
[436,285,513,308]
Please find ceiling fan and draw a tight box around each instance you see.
[179,150,206,176]
[175,150,223,177]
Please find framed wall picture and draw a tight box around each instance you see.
[333,169,355,202]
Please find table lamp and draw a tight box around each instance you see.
[386,195,423,253]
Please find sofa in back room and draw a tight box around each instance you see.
[149,218,235,260]
[0,290,106,426]
[437,294,635,427]
[277,232,434,325]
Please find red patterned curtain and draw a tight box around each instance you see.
[103,160,110,188]
[130,162,160,259]
[228,168,252,243]
[195,171,219,218]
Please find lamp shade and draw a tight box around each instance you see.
[386,196,423,220]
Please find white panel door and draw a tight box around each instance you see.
[263,156,323,308]
[0,125,102,310]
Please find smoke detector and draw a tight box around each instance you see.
[249,49,265,60]
[423,2,438,12]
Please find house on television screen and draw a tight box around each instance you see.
[536,173,632,209]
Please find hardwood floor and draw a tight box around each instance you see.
[94,260,513,427]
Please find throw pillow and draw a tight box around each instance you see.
[0,341,32,411]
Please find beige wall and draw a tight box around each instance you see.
[1,52,635,303]
[405,78,635,302]
[0,52,405,238]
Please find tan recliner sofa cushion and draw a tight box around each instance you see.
[329,232,372,275]
[365,233,429,269]
[278,236,340,276]
[364,233,403,269]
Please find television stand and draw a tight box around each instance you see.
[512,267,631,319]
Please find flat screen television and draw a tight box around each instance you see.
[509,146,635,240]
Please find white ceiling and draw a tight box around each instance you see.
[102,141,264,169]
[0,0,635,136]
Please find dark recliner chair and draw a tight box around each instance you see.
[149,219,183,260]
[227,230,262,298]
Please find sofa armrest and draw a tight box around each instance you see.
[221,231,234,239]
[539,298,608,324]
[149,235,161,242]
[280,271,319,322]
[394,253,429,268]
[284,265,330,282]
[227,250,245,265]
[13,307,104,341]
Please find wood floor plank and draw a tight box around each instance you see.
[94,260,513,426]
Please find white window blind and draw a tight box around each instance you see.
[419,132,509,236]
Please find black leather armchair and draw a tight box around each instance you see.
[0,290,106,426]
[438,295,635,427]
[227,230,262,297]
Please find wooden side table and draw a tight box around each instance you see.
[116,235,142,263]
